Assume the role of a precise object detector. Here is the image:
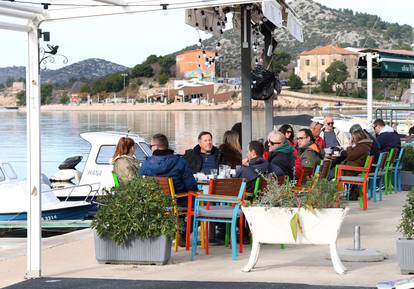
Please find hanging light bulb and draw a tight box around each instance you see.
[198,54,201,59]
[255,58,259,65]
[197,38,202,47]
[209,27,213,32]
[203,50,206,58]
[216,42,221,50]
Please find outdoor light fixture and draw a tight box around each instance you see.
[160,4,168,10]
[38,29,50,42]
[42,3,50,10]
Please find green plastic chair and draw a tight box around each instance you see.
[112,171,120,188]
[384,148,396,195]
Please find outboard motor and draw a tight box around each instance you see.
[49,156,83,189]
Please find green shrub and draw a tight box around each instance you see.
[59,93,70,105]
[91,177,176,246]
[397,188,414,238]
[158,73,169,85]
[288,74,303,91]
[256,177,341,209]
[402,146,414,171]
[319,78,332,93]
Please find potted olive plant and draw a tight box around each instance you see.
[91,177,176,265]
[400,145,414,190]
[242,178,349,274]
[397,188,414,274]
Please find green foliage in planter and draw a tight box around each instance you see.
[402,145,414,172]
[91,177,176,246]
[256,177,341,209]
[397,188,414,238]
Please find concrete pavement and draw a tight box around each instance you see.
[0,192,408,288]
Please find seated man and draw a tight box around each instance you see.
[267,131,295,180]
[310,121,325,149]
[373,118,401,152]
[297,128,323,171]
[320,115,350,150]
[141,133,198,198]
[183,131,222,174]
[236,141,275,193]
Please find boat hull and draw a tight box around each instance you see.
[0,204,92,221]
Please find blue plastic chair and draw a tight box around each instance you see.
[191,179,246,261]
[392,148,404,193]
[368,152,387,202]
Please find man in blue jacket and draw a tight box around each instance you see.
[373,119,401,152]
[141,133,198,247]
[141,133,198,199]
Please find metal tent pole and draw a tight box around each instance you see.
[366,53,373,123]
[25,25,42,279]
[240,4,252,156]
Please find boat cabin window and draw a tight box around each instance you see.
[2,163,17,179]
[96,144,149,164]
[0,168,5,182]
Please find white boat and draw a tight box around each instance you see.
[0,162,93,221]
[50,131,151,201]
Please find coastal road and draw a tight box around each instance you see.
[4,278,375,289]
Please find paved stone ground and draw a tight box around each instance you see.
[4,278,375,289]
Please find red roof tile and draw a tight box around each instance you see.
[300,44,359,56]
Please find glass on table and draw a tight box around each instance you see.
[210,169,218,179]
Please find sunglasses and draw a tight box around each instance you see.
[286,130,293,134]
[268,140,282,146]
[297,137,307,140]
[326,122,334,126]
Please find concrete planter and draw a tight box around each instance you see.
[94,231,172,265]
[242,207,349,274]
[400,171,414,190]
[397,238,414,274]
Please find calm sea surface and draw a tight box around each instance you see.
[0,110,303,179]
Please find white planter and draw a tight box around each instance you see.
[241,206,349,274]
[397,238,414,274]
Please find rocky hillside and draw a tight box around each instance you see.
[178,0,413,76]
[0,58,128,85]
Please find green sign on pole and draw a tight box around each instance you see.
[358,52,414,79]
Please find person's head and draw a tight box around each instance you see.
[248,140,264,160]
[151,133,169,152]
[113,137,135,159]
[231,122,242,146]
[267,131,286,152]
[351,129,366,144]
[297,128,314,148]
[222,130,241,152]
[349,124,363,134]
[373,119,386,135]
[278,124,294,142]
[409,126,414,136]
[198,131,213,153]
[324,115,335,132]
[310,122,323,138]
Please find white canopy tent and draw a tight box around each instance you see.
[0,0,302,278]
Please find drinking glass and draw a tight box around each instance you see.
[210,169,218,178]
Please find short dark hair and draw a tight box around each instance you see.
[409,126,414,136]
[373,119,386,127]
[152,133,169,149]
[198,131,212,140]
[299,128,315,142]
[249,141,264,157]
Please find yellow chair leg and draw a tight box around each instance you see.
[174,223,179,252]
[200,221,205,249]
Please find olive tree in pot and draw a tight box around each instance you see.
[401,146,414,190]
[397,188,414,274]
[91,177,176,265]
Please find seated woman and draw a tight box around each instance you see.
[219,130,242,169]
[112,137,140,185]
[343,129,373,168]
[279,124,304,183]
[342,129,372,200]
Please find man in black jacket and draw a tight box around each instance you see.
[267,131,295,180]
[373,119,401,152]
[183,131,222,174]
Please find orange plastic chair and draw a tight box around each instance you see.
[336,156,373,210]
[154,176,198,252]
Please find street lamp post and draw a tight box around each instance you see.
[121,73,128,103]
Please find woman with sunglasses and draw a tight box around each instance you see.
[278,124,304,184]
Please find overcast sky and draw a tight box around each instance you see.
[0,0,412,69]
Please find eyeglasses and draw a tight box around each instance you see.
[268,140,282,146]
[326,122,334,126]
[286,130,293,134]
[297,137,307,140]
